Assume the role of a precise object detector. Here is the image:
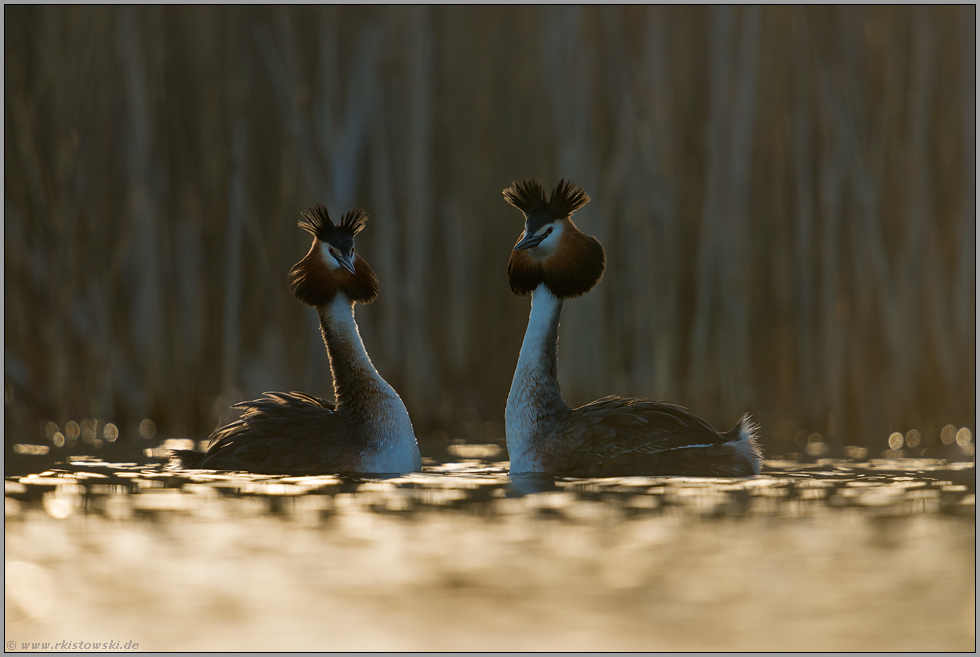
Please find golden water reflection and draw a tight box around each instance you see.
[4,459,975,651]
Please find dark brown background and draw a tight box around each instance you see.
[5,6,975,460]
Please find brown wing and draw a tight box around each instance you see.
[198,392,362,474]
[554,396,734,476]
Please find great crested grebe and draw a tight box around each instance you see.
[503,179,762,477]
[169,204,421,474]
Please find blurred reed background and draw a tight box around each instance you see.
[4,6,975,461]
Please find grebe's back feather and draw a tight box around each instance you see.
[552,399,762,477]
[168,449,206,470]
[187,391,368,474]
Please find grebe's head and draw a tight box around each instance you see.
[503,179,605,299]
[288,204,379,306]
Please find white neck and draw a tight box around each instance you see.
[321,295,377,383]
[505,285,569,472]
[321,295,421,472]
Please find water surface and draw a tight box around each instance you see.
[4,458,975,651]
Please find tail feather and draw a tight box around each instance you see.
[725,413,759,442]
[725,413,763,474]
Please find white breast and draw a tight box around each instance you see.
[359,392,422,473]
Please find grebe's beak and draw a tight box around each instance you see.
[513,231,546,251]
[334,251,357,275]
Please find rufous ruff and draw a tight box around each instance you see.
[170,204,421,475]
[503,179,762,477]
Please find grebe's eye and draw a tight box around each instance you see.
[545,227,554,236]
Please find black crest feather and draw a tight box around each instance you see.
[298,204,336,243]
[503,179,590,219]
[338,208,368,237]
[503,180,548,215]
[298,204,369,242]
[548,179,590,217]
